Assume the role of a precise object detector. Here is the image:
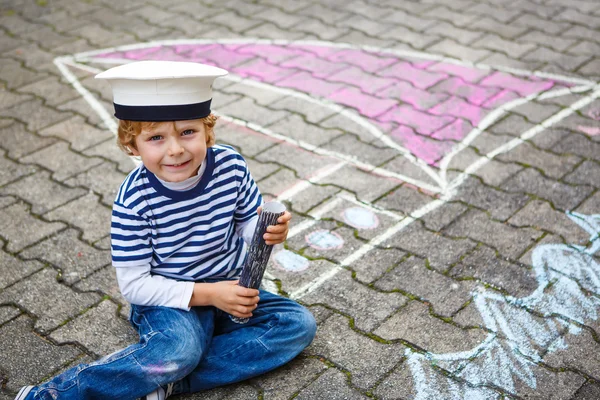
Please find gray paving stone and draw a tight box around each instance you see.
[468,16,528,39]
[472,33,538,59]
[218,97,289,128]
[256,167,299,199]
[74,265,129,319]
[0,58,45,90]
[266,114,345,148]
[479,51,543,71]
[20,228,110,285]
[0,195,17,209]
[377,25,441,50]
[501,168,594,212]
[374,183,437,215]
[418,201,468,232]
[306,313,405,390]
[0,150,36,187]
[511,101,564,124]
[16,76,80,108]
[251,357,328,400]
[527,128,572,151]
[575,190,600,216]
[554,8,600,28]
[295,368,367,400]
[444,208,543,260]
[57,97,114,128]
[20,142,104,182]
[38,116,114,152]
[71,23,137,48]
[378,155,442,190]
[509,199,591,246]
[453,176,530,221]
[267,96,338,125]
[0,243,44,290]
[19,26,75,50]
[322,134,398,169]
[82,138,137,176]
[384,221,477,271]
[473,159,524,187]
[244,22,306,40]
[0,87,33,109]
[466,2,524,22]
[489,113,537,137]
[0,305,20,325]
[573,382,600,400]
[427,21,483,45]
[348,246,407,283]
[318,165,400,203]
[518,30,579,52]
[422,6,479,27]
[375,256,476,317]
[511,12,572,35]
[523,47,592,72]
[50,300,136,357]
[0,267,100,333]
[0,99,72,132]
[0,315,81,392]
[63,162,125,207]
[374,301,488,353]
[497,142,581,180]
[331,29,397,49]
[43,192,112,243]
[0,170,87,215]
[0,202,65,253]
[450,244,538,297]
[289,17,347,41]
[286,184,340,214]
[427,38,492,62]
[303,269,407,332]
[543,328,600,381]
[244,158,279,183]
[554,131,600,162]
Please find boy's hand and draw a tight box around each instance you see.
[258,208,291,245]
[209,280,260,318]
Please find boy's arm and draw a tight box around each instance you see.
[115,266,195,310]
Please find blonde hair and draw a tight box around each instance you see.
[117,113,218,156]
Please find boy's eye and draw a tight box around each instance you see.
[182,129,195,136]
[149,135,162,141]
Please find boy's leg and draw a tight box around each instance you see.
[183,291,317,393]
[28,305,215,400]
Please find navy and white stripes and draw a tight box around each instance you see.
[111,145,262,281]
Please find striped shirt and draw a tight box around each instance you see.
[111,145,262,281]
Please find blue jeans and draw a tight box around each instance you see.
[30,290,316,399]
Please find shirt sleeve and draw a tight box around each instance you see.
[111,202,153,268]
[236,214,258,245]
[115,266,195,310]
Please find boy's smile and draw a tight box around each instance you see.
[131,119,208,182]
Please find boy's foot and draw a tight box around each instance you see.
[141,383,174,400]
[14,386,35,400]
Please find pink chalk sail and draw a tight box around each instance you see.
[92,42,565,167]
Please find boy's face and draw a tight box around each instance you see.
[131,119,208,182]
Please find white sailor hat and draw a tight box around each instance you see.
[95,60,228,122]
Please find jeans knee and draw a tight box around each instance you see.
[297,307,317,347]
[144,331,203,382]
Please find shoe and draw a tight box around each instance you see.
[15,386,35,400]
[141,383,174,400]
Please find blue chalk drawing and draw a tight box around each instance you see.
[342,207,379,230]
[273,249,310,272]
[305,229,344,251]
[407,211,600,398]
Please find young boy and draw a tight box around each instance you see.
[15,61,316,400]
